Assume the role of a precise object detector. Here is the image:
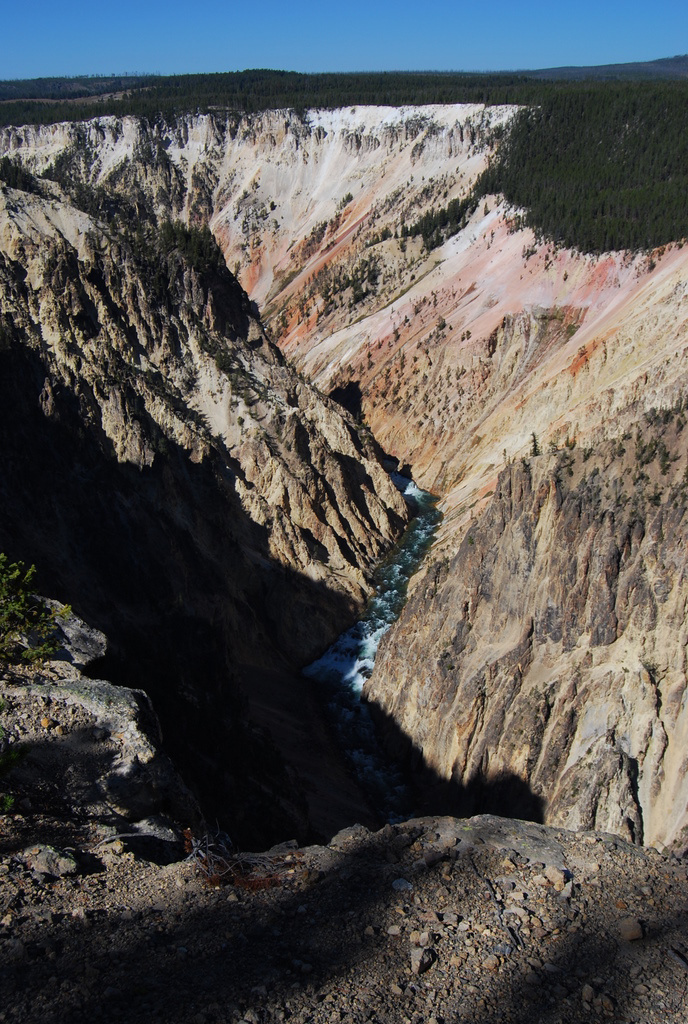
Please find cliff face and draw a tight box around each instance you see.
[0,183,405,605]
[4,109,687,509]
[0,607,198,839]
[0,105,513,310]
[3,105,688,853]
[366,424,688,852]
[0,177,407,844]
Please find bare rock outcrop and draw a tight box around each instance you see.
[1,608,198,839]
[365,421,688,852]
[0,177,407,845]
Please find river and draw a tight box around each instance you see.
[303,475,441,822]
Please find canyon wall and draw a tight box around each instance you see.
[3,104,688,849]
[0,177,406,843]
[366,431,688,853]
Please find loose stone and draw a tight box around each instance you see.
[618,917,643,941]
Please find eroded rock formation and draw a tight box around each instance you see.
[0,177,407,844]
[366,425,688,852]
[0,607,198,838]
[3,103,688,852]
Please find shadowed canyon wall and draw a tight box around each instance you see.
[2,104,688,849]
[0,178,407,845]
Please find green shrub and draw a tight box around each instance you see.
[0,554,63,664]
[0,698,21,812]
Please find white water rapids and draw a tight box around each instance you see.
[303,475,441,821]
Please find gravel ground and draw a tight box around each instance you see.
[1,814,687,1024]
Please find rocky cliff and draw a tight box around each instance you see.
[0,105,514,310]
[3,103,688,853]
[0,607,198,844]
[0,173,407,844]
[366,422,688,853]
[4,108,686,504]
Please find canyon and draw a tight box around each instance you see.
[1,102,687,857]
[0,149,408,845]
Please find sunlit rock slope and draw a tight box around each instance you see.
[0,174,406,844]
[367,430,688,853]
[3,103,688,849]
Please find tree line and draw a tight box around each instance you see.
[0,70,568,128]
[478,82,688,252]
[400,81,688,253]
[2,72,687,255]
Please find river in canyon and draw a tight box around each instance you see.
[303,476,441,821]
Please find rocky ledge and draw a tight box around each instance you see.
[2,613,687,1023]
[0,608,199,860]
[1,813,687,1024]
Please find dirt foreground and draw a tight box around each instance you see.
[1,813,687,1024]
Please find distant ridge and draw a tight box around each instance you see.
[1,55,687,104]
[0,74,156,103]
[521,53,688,81]
[1,59,687,128]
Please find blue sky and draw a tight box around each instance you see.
[2,0,687,79]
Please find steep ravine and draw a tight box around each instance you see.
[0,179,408,846]
[304,479,441,822]
[3,105,688,857]
[3,105,688,1024]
